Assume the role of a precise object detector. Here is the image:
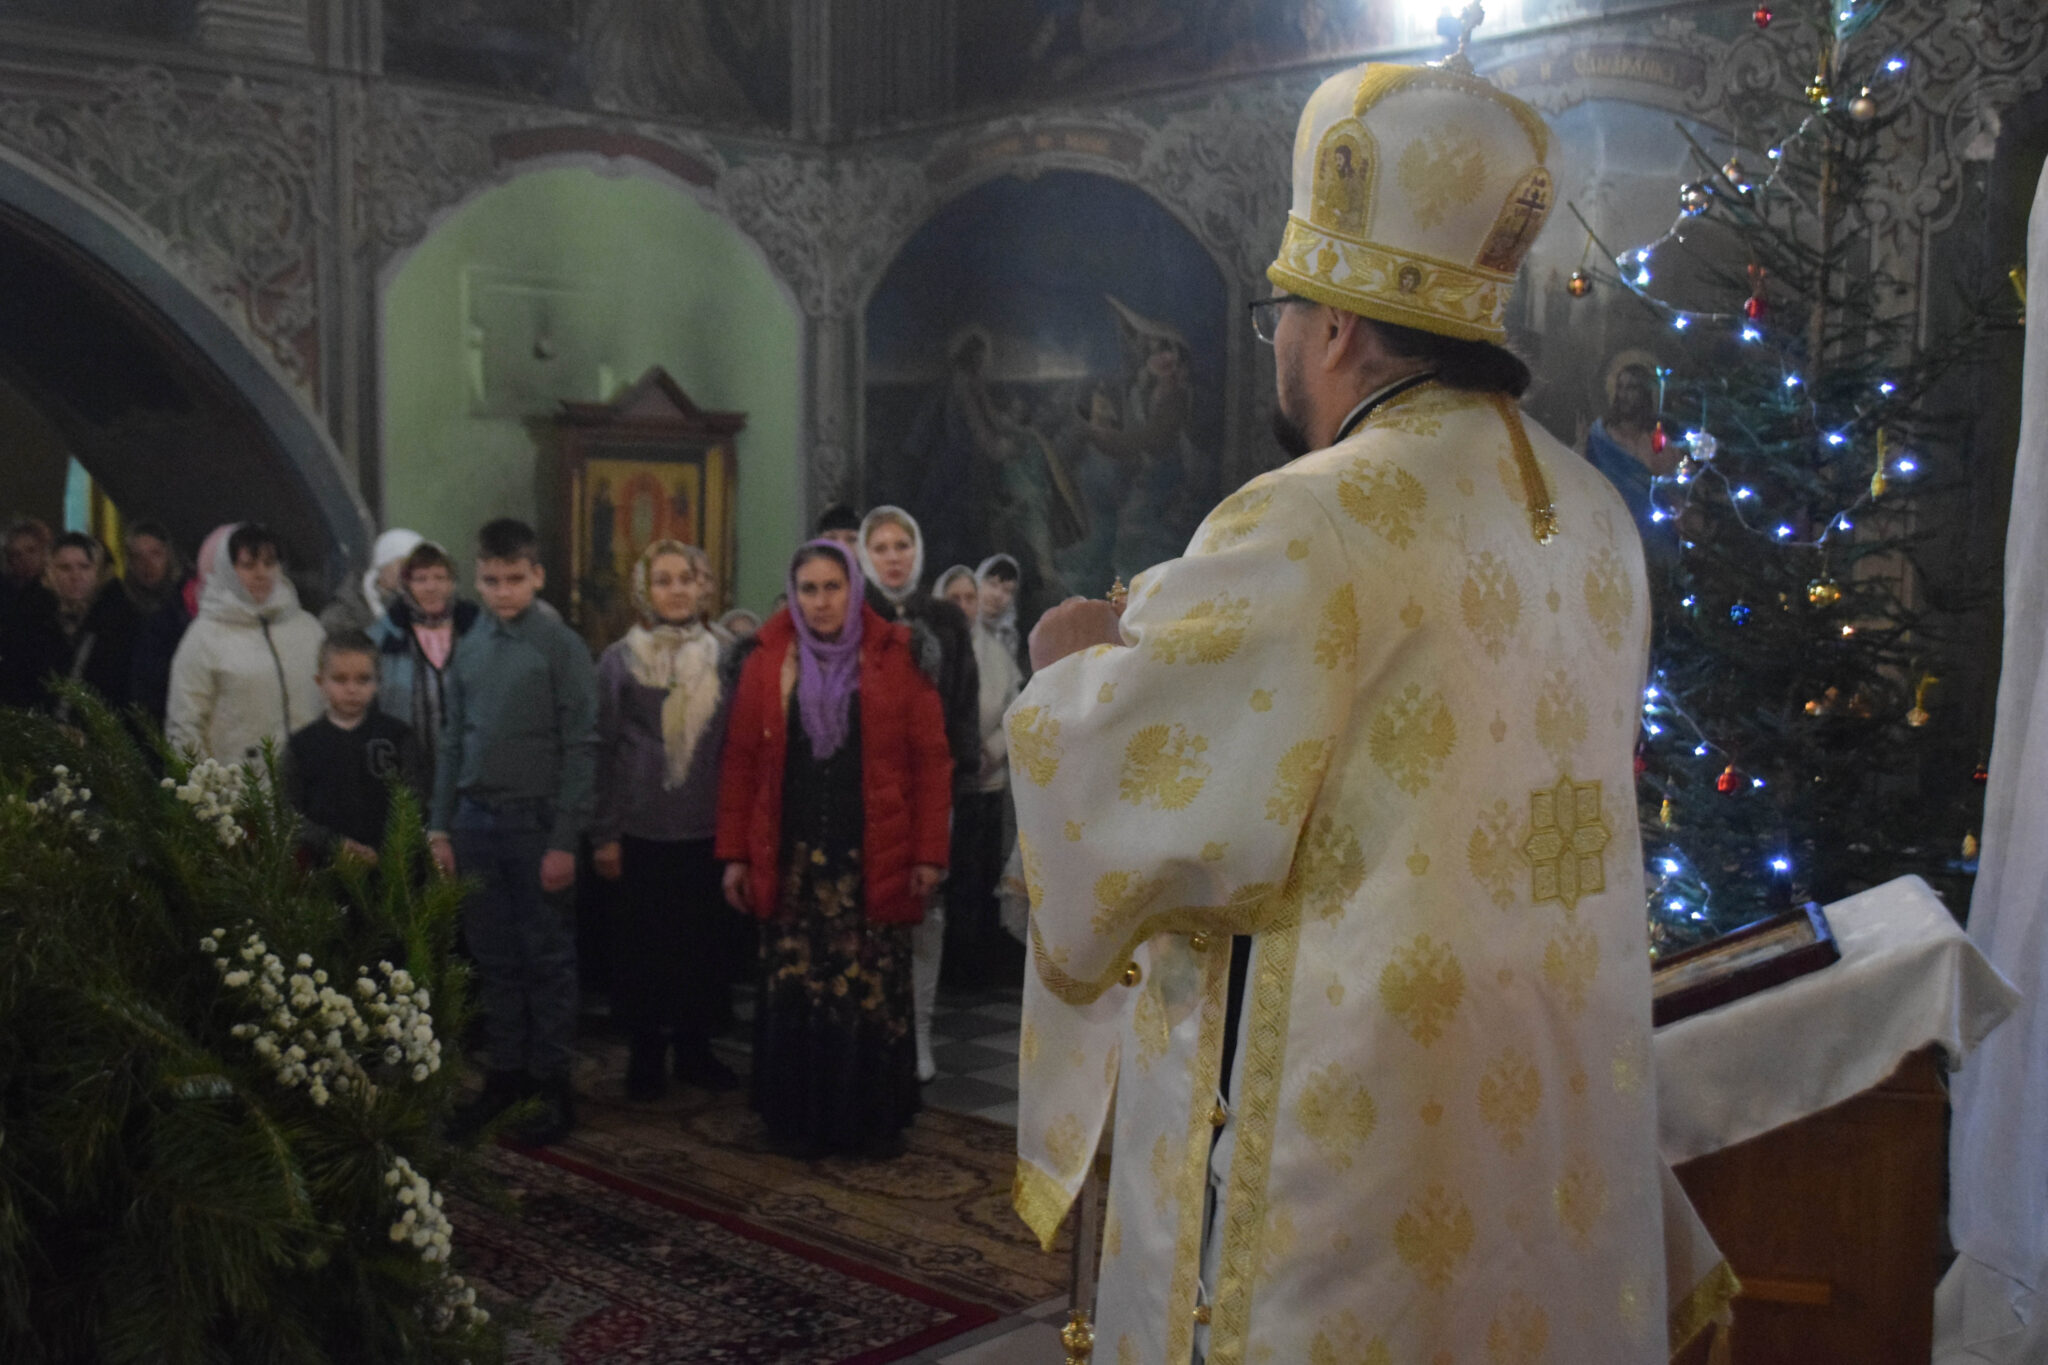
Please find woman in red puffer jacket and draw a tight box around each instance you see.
[715,540,952,1158]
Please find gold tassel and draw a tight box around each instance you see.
[1061,1308,1096,1363]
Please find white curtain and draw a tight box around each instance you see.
[1937,160,2048,1363]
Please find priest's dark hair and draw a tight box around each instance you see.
[1364,318,1532,398]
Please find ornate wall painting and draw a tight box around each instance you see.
[1509,99,1753,474]
[382,0,790,130]
[864,169,1229,628]
[949,0,1675,119]
[0,0,191,38]
[955,0,1379,115]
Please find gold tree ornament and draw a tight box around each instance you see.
[1906,674,1938,728]
[1568,228,1596,298]
[1806,46,1832,107]
[1849,87,1877,120]
[1806,577,1842,608]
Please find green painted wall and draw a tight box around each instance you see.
[381,167,802,614]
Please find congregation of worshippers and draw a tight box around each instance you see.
[0,500,1022,1157]
[10,0,2048,1353]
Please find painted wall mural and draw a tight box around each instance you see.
[949,0,1688,118]
[0,0,190,38]
[382,0,790,129]
[955,0,1379,113]
[1508,98,1758,547]
[864,169,1229,627]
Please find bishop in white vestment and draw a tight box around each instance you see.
[1009,55,1736,1365]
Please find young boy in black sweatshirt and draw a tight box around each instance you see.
[280,630,425,862]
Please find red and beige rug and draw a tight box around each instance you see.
[453,1047,1069,1363]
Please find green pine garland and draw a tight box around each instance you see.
[0,687,500,1363]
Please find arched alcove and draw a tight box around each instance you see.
[380,165,801,612]
[0,153,370,584]
[862,168,1229,619]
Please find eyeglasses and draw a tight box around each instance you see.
[1248,294,1313,344]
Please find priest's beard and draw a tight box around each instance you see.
[1270,364,1313,461]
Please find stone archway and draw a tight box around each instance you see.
[0,153,370,586]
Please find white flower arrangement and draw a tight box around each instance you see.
[206,932,443,1108]
[10,764,101,843]
[384,1155,488,1329]
[160,758,248,847]
[208,931,480,1330]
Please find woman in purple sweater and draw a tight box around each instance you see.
[592,539,741,1100]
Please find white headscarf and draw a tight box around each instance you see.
[361,528,424,619]
[198,526,305,627]
[857,505,925,608]
[934,564,976,605]
[976,552,1022,660]
[621,540,721,789]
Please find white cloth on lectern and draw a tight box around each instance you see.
[1654,876,2014,1165]
[1937,157,2048,1365]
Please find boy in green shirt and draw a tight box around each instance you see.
[430,519,598,1145]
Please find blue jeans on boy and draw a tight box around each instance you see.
[453,797,577,1080]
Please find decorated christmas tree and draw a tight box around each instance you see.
[1567,0,2000,951]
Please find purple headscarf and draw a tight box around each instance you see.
[788,539,865,759]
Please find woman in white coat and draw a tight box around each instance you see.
[166,523,325,768]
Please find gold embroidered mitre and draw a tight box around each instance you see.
[1267,62,1554,344]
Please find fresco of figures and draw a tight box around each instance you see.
[864,169,1229,632]
[382,0,790,128]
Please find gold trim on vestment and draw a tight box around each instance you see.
[1208,916,1303,1362]
[1166,946,1235,1363]
[1015,1157,1076,1255]
[1489,395,1559,544]
[1031,890,1285,1007]
[1268,218,1509,344]
[1668,1259,1741,1356]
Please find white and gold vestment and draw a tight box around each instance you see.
[1011,382,1729,1362]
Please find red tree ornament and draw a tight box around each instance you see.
[1753,3,1773,27]
[1744,263,1770,322]
[1716,764,1741,794]
[1652,421,1668,454]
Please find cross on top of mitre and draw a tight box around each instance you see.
[1435,2,1487,75]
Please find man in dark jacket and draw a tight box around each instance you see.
[122,522,195,728]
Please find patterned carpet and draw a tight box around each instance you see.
[453,1034,1071,1363]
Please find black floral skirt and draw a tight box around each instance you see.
[751,839,919,1155]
